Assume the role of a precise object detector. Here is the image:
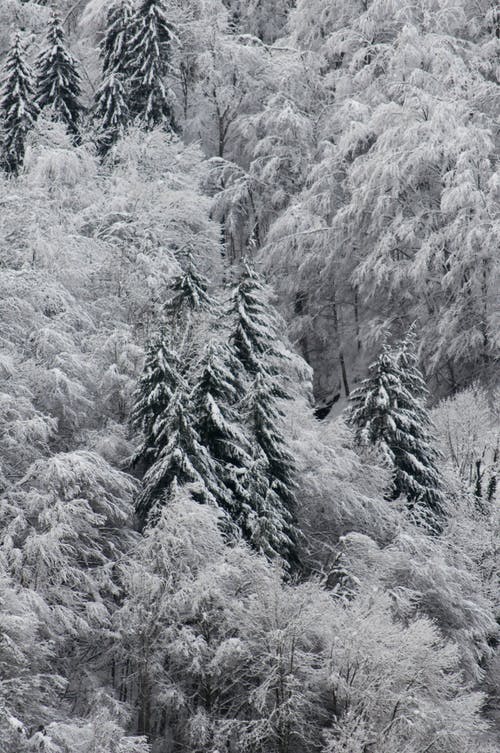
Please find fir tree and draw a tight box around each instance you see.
[0,32,38,175]
[130,329,183,473]
[226,261,289,380]
[165,256,214,328]
[164,255,216,367]
[136,390,233,525]
[348,335,446,525]
[191,340,252,514]
[93,72,129,155]
[128,0,176,130]
[246,371,300,566]
[99,0,135,78]
[35,12,82,137]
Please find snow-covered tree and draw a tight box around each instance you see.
[128,0,176,130]
[246,371,300,565]
[130,329,183,473]
[164,253,215,338]
[226,261,289,380]
[348,335,446,525]
[135,391,233,524]
[191,339,250,494]
[35,12,83,137]
[93,72,129,155]
[0,32,38,175]
[99,0,135,78]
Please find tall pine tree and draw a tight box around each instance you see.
[93,72,129,155]
[130,329,183,474]
[348,334,446,525]
[99,0,135,78]
[226,261,288,379]
[0,32,38,175]
[190,340,254,522]
[135,389,233,525]
[35,12,82,137]
[224,262,301,566]
[128,0,176,130]
[246,371,300,566]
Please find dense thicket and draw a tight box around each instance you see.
[0,2,498,752]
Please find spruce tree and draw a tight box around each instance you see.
[243,372,300,566]
[100,0,135,78]
[190,340,252,514]
[93,73,129,155]
[226,262,289,380]
[165,256,214,327]
[164,255,216,364]
[131,330,183,472]
[0,32,38,175]
[347,335,446,524]
[35,12,82,137]
[136,390,233,525]
[128,0,176,130]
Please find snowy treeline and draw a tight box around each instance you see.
[0,1,498,752]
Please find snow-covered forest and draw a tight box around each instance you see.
[0,1,498,751]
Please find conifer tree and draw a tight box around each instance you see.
[93,72,129,155]
[348,335,446,524]
[165,256,214,329]
[136,390,233,524]
[100,0,135,78]
[0,32,38,175]
[226,261,290,382]
[128,0,176,130]
[131,329,183,472]
[190,340,252,513]
[246,371,300,565]
[35,12,82,137]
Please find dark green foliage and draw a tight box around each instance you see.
[128,0,176,130]
[35,13,82,136]
[348,332,446,525]
[0,32,38,175]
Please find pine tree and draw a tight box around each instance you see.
[0,32,38,175]
[347,335,446,525]
[35,12,82,137]
[226,262,289,380]
[246,371,300,566]
[191,340,252,513]
[100,0,135,78]
[136,390,233,525]
[165,256,215,328]
[131,329,183,472]
[128,0,176,130]
[93,73,129,155]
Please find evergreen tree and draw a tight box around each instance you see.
[93,72,129,155]
[130,329,183,474]
[99,0,135,78]
[226,261,289,380]
[35,12,82,137]
[0,32,38,175]
[165,255,214,328]
[190,340,253,514]
[135,390,233,525]
[348,335,446,524]
[128,0,176,130]
[246,371,300,566]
